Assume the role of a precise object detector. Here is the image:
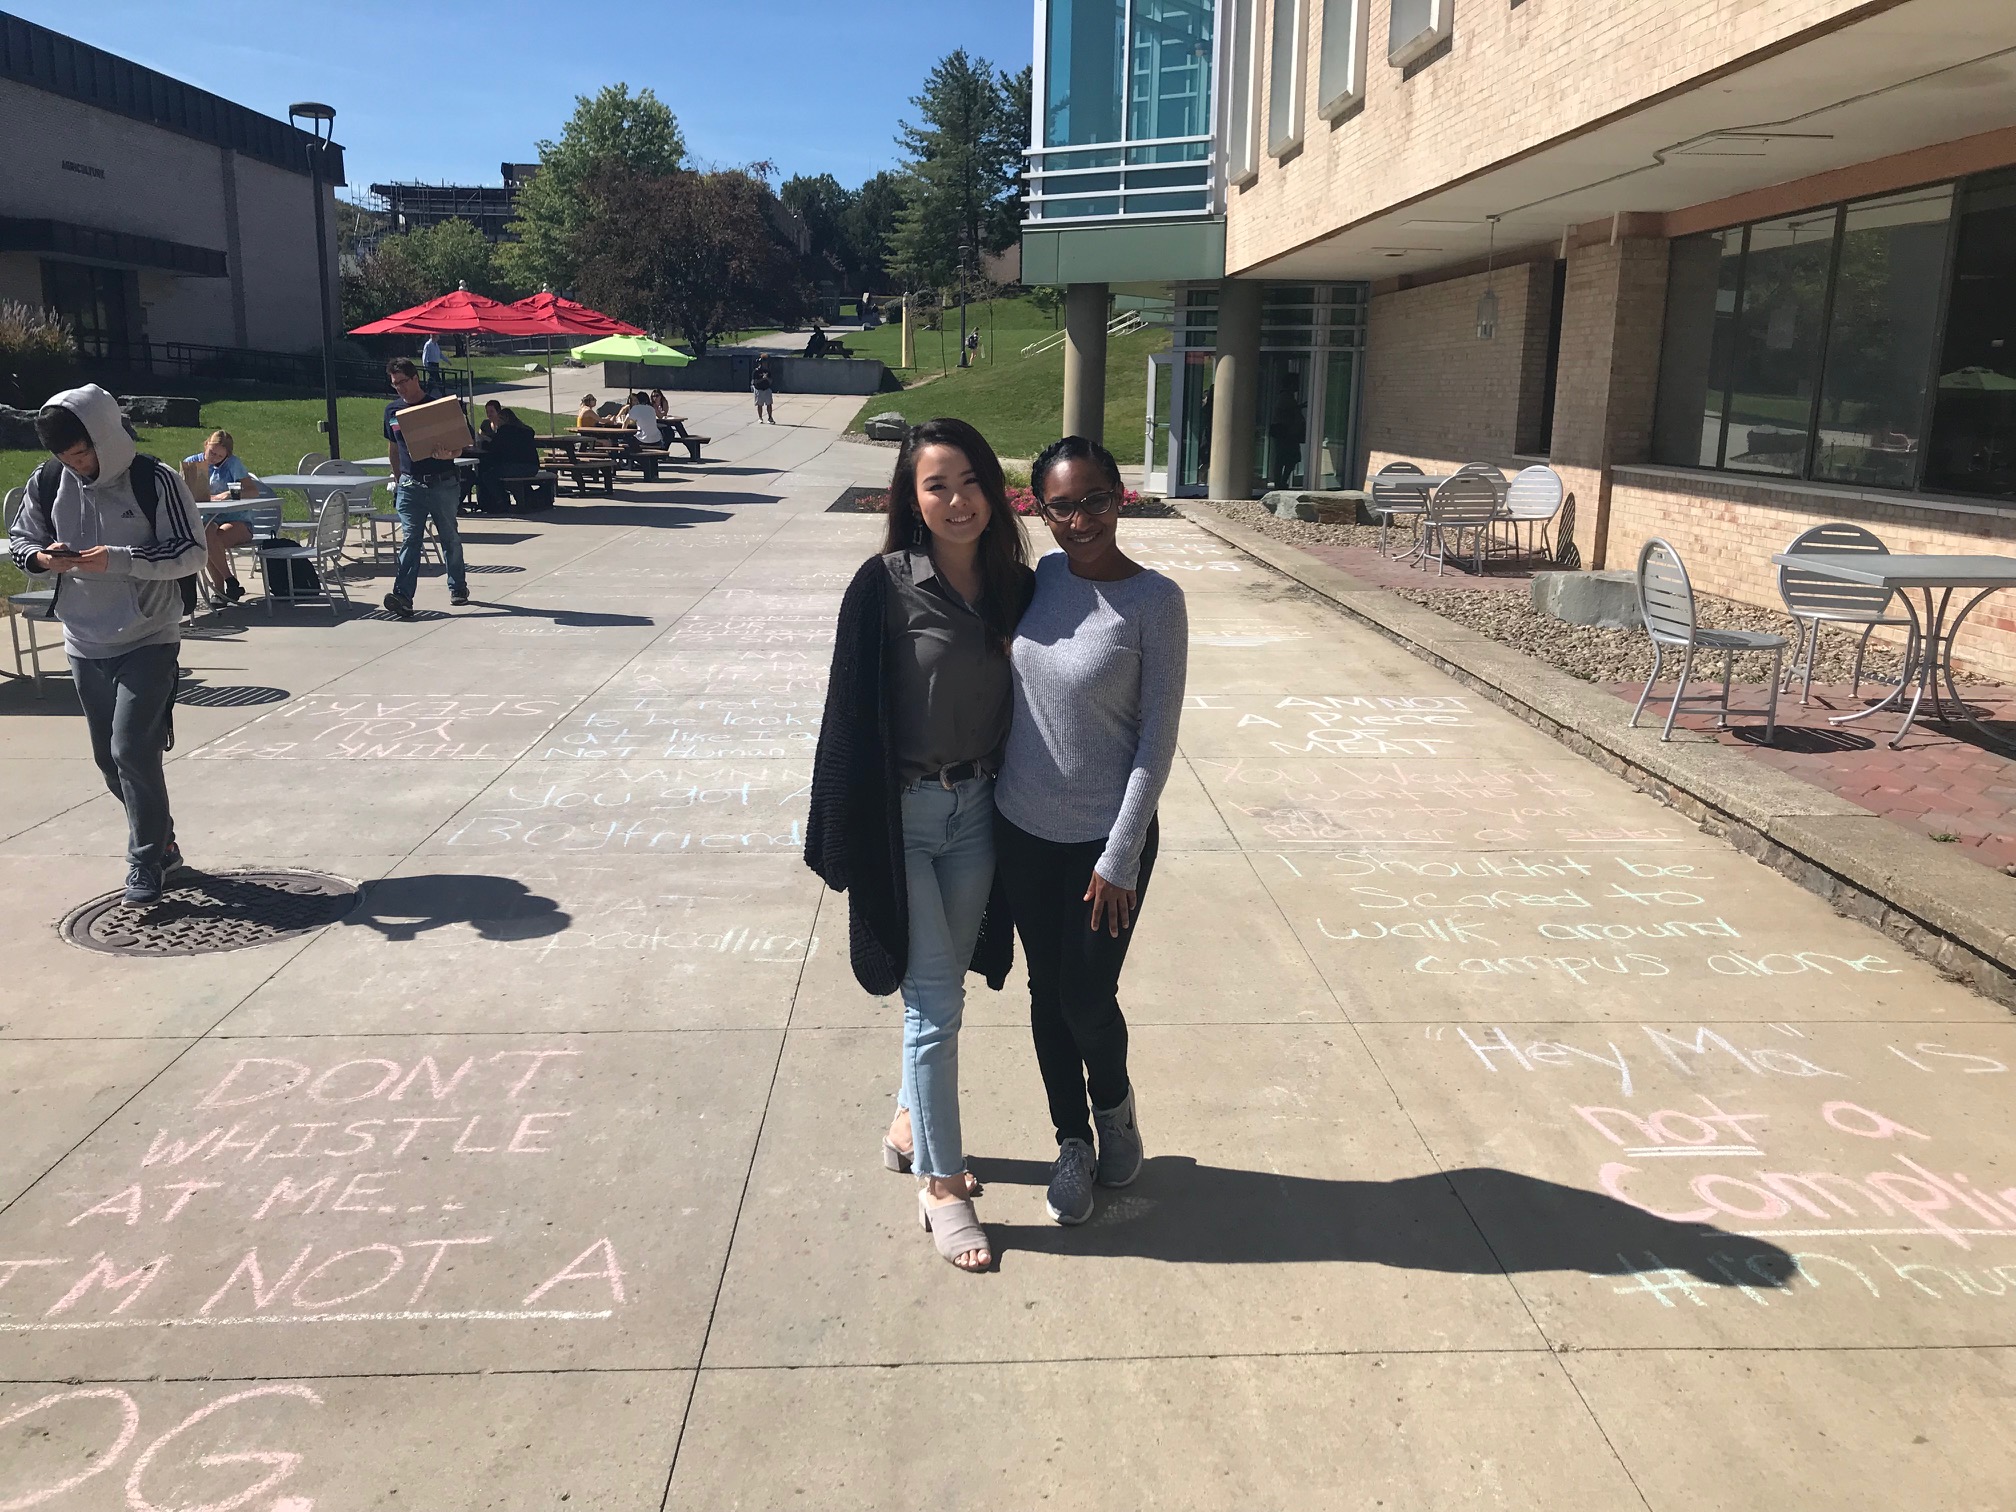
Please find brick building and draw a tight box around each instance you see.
[0,14,345,360]
[1024,0,2016,676]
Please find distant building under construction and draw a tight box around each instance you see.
[366,164,539,242]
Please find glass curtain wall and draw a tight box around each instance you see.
[1925,169,2016,498]
[1652,171,2015,504]
[1036,0,1217,219]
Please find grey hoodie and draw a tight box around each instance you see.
[6,384,201,659]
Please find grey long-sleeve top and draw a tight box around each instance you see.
[995,553,1188,888]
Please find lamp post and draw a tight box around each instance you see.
[289,102,341,458]
[957,241,971,368]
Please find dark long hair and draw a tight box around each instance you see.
[881,417,1028,651]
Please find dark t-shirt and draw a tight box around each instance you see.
[385,399,458,481]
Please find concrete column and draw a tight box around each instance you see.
[1208,278,1262,500]
[1062,282,1109,441]
[1548,237,1669,568]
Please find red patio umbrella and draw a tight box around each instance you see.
[348,286,549,338]
[509,291,647,426]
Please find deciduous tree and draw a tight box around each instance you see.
[572,168,810,357]
[502,84,687,292]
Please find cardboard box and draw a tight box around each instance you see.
[394,397,473,461]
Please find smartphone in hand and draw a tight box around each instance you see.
[43,546,81,558]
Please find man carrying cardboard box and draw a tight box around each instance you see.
[382,357,470,619]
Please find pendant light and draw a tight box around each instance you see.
[1476,216,1501,341]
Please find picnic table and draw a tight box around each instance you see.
[1766,550,2016,750]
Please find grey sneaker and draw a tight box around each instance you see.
[122,863,164,906]
[1093,1087,1144,1188]
[1045,1137,1096,1225]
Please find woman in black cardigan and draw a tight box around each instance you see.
[805,418,1031,1272]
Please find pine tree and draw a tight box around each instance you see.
[889,52,1025,291]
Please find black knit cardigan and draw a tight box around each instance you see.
[804,554,1022,997]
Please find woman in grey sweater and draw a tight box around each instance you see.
[994,435,1187,1226]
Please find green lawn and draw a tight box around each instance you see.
[2,394,562,599]
[847,295,1065,380]
[847,325,1166,468]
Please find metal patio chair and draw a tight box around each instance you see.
[1776,522,1918,707]
[1630,538,1788,742]
[261,491,352,622]
[296,451,328,472]
[1419,474,1503,576]
[1495,465,1565,563]
[1370,461,1429,557]
[4,485,57,697]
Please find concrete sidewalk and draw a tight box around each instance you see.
[2,405,2013,1510]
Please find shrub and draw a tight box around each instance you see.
[0,301,80,409]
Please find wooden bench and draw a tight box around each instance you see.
[462,469,562,513]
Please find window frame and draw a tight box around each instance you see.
[1317,0,1368,119]
[1387,0,1451,70]
[1224,0,1262,183]
[1267,0,1308,158]
[1651,176,2016,505]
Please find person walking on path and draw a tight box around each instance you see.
[994,435,1187,1227]
[752,357,775,424]
[382,358,469,619]
[421,334,444,394]
[805,418,1034,1273]
[7,384,202,904]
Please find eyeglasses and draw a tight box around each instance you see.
[1039,490,1119,523]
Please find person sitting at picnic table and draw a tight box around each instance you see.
[574,394,600,431]
[804,326,829,360]
[184,429,266,604]
[472,402,541,514]
[650,389,671,419]
[624,391,664,447]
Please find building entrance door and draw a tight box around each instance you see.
[1144,351,1173,494]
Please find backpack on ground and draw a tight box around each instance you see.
[32,454,201,615]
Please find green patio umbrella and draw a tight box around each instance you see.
[1938,366,2016,391]
[572,334,693,366]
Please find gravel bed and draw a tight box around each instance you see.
[1204,502,1908,687]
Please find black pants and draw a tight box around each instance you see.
[995,812,1159,1147]
[69,642,179,870]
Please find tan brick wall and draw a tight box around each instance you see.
[1364,260,1549,471]
[1226,0,1877,276]
[1606,472,2016,683]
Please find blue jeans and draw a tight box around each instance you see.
[392,474,467,603]
[895,776,997,1180]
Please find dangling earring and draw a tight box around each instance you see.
[909,514,928,552]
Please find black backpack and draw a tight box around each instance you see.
[33,453,201,615]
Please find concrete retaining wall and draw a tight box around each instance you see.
[603,354,890,396]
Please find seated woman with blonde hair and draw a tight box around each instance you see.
[183,429,267,605]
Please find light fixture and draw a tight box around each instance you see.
[1476,216,1500,341]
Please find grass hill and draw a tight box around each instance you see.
[846,296,1167,466]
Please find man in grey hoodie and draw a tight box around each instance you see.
[7,384,202,904]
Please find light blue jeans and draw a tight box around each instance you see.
[392,473,468,603]
[895,775,996,1180]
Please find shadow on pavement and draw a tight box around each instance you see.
[977,1156,1798,1286]
[341,873,571,942]
[455,601,655,628]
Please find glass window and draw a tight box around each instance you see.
[1226,0,1260,179]
[1044,0,1126,149]
[1318,0,1366,116]
[1653,229,1743,468]
[1812,185,1953,489]
[1320,349,1358,488]
[1256,351,1312,489]
[1268,0,1306,156]
[1723,210,1835,477]
[1925,168,2016,500]
[1128,0,1214,154]
[1388,0,1449,68]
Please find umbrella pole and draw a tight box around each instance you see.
[546,337,555,432]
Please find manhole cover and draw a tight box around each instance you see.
[60,868,361,956]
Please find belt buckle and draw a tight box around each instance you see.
[939,764,959,790]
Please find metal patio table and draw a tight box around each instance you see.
[1765,551,2016,750]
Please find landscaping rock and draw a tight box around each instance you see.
[863,411,908,442]
[0,403,39,449]
[1262,490,1370,524]
[121,395,202,429]
[1530,569,1641,629]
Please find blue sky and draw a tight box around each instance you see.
[12,0,1031,193]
